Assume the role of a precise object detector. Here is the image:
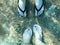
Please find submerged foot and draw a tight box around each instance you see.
[33,24,45,45]
[22,28,32,45]
[35,0,44,16]
[18,0,26,17]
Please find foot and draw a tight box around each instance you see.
[18,0,26,17]
[22,28,32,44]
[33,24,44,45]
[35,0,44,16]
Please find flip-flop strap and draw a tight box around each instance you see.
[18,5,26,14]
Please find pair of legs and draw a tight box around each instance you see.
[22,24,45,45]
[18,0,44,17]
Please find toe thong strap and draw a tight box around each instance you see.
[18,5,26,14]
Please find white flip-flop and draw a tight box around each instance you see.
[18,0,26,17]
[22,28,32,44]
[35,0,44,16]
[33,24,43,41]
[18,0,44,17]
